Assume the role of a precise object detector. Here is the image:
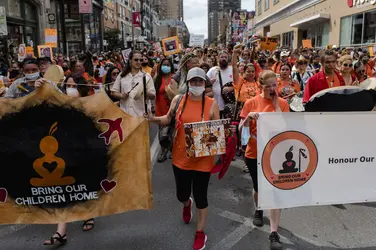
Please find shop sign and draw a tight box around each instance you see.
[79,0,92,13]
[45,29,58,48]
[0,7,7,36]
[132,12,141,27]
[348,0,376,8]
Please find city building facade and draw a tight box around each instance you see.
[254,0,376,49]
[208,0,241,44]
[153,0,183,21]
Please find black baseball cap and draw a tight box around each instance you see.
[23,57,39,65]
[38,57,52,64]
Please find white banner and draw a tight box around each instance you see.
[0,7,7,36]
[257,112,376,210]
[189,34,205,47]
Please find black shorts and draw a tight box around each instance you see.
[245,158,258,193]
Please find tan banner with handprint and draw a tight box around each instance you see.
[0,84,153,224]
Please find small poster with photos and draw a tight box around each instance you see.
[184,119,231,158]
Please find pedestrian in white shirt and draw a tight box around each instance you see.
[111,51,156,117]
[206,51,233,116]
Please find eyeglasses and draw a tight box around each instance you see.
[298,62,307,65]
[357,69,366,73]
[325,60,336,64]
[133,59,142,62]
[343,63,353,67]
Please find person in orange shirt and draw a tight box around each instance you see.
[359,53,376,78]
[149,67,220,250]
[277,62,300,102]
[239,70,289,250]
[272,51,289,74]
[232,45,261,117]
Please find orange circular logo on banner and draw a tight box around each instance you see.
[262,131,318,190]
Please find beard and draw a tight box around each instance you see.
[219,60,228,68]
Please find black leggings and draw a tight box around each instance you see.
[172,165,211,209]
[245,158,258,193]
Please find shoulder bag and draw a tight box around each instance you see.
[159,95,183,150]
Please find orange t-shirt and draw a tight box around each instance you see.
[240,95,289,159]
[365,63,374,78]
[277,79,300,99]
[172,95,215,172]
[233,76,261,103]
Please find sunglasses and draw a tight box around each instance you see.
[343,63,353,67]
[357,69,366,73]
[325,60,336,64]
[133,58,142,62]
[112,71,119,76]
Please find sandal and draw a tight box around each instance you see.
[82,218,95,232]
[157,152,167,162]
[43,232,67,246]
[243,165,250,173]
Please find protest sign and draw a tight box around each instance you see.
[259,37,278,51]
[161,36,180,56]
[184,119,231,157]
[45,29,58,48]
[121,48,132,64]
[302,39,312,48]
[189,34,205,47]
[37,45,52,58]
[26,46,34,57]
[257,112,376,210]
[0,83,153,224]
[79,0,92,13]
[18,44,26,62]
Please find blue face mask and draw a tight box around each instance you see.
[161,65,171,74]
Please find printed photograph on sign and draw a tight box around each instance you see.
[184,119,231,158]
[161,36,180,56]
[261,131,318,190]
[37,45,52,58]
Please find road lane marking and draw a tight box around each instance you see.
[150,133,160,169]
[213,207,325,249]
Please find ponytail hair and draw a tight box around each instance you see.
[259,70,277,86]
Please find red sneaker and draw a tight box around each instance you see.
[183,197,193,224]
[193,231,207,250]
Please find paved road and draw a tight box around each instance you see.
[1,125,376,249]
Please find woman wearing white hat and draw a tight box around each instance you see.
[149,67,220,250]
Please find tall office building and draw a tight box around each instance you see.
[154,0,184,21]
[208,0,241,44]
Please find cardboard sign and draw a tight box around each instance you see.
[26,46,34,57]
[153,42,162,52]
[18,44,26,62]
[37,45,52,58]
[45,29,58,48]
[0,83,152,224]
[302,39,313,48]
[161,36,181,56]
[259,37,278,51]
[189,34,205,47]
[121,48,132,64]
[184,119,231,158]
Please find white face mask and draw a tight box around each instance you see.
[66,87,80,97]
[189,84,205,96]
[25,72,40,80]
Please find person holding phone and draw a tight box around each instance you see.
[239,70,289,250]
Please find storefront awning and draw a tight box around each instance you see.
[290,13,330,28]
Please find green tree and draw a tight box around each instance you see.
[104,29,122,49]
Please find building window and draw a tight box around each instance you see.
[352,14,363,45]
[363,10,376,44]
[258,0,262,16]
[265,0,269,10]
[340,16,352,46]
[282,31,294,49]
